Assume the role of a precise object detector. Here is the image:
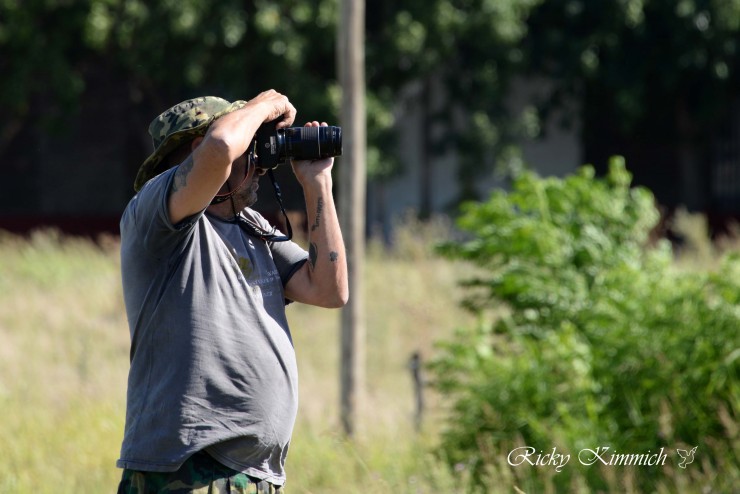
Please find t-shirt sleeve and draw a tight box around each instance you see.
[272,241,308,286]
[241,209,308,287]
[271,239,308,286]
[271,240,308,305]
[121,167,205,255]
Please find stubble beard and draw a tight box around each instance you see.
[234,179,259,210]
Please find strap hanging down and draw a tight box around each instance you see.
[265,168,293,242]
[229,168,293,243]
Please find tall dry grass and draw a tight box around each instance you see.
[0,219,477,493]
[1,211,733,493]
[0,230,129,492]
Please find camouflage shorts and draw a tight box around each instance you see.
[117,450,282,494]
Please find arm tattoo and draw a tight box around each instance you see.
[309,245,338,269]
[171,155,194,193]
[310,197,324,232]
[309,242,318,269]
[308,196,337,269]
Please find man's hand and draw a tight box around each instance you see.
[245,89,297,129]
[290,121,335,187]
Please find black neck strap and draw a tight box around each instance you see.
[223,168,293,243]
[266,168,293,241]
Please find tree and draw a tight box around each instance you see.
[520,0,740,211]
[364,0,740,211]
[3,1,739,216]
[432,159,740,492]
[364,0,543,201]
[0,0,343,211]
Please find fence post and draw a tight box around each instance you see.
[408,351,425,432]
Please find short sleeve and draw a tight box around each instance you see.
[120,167,205,255]
[241,209,308,286]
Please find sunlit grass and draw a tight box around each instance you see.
[0,230,128,494]
[0,223,476,493]
[1,213,734,493]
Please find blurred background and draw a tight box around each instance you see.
[2,0,739,236]
[0,1,738,493]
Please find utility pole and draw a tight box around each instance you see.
[337,0,366,437]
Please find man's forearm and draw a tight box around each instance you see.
[303,178,349,306]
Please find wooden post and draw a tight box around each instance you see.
[338,0,366,437]
[408,351,425,432]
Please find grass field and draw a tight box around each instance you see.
[0,214,735,493]
[0,221,477,493]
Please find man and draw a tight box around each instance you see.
[117,91,348,493]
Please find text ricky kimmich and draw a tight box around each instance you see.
[507,446,669,473]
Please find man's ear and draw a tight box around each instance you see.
[191,136,204,150]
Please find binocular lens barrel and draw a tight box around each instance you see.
[282,126,342,161]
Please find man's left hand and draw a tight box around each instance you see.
[290,121,335,187]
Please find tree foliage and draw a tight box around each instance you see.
[1,0,739,196]
[365,0,740,195]
[0,0,339,151]
[431,158,739,491]
[521,0,740,182]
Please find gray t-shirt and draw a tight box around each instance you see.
[117,168,307,485]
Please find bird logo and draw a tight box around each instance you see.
[676,446,697,469]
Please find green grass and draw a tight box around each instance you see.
[1,215,734,493]
[0,231,129,493]
[0,225,476,493]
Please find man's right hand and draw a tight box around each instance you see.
[245,89,297,129]
[167,90,297,225]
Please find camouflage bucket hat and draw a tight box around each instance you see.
[134,96,248,191]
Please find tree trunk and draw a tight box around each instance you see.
[338,0,366,437]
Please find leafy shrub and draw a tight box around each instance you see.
[431,157,739,492]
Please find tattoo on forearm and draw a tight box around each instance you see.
[171,156,194,193]
[309,244,339,270]
[310,197,324,232]
[309,242,318,269]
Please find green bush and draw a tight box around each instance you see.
[431,157,739,492]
